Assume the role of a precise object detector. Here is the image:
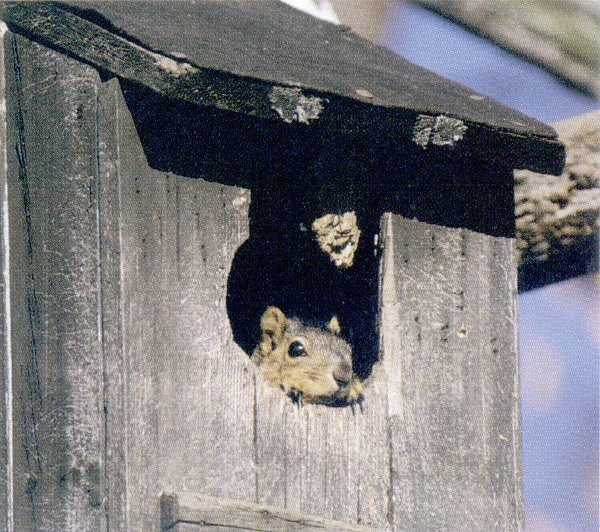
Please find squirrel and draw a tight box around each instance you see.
[251,306,364,408]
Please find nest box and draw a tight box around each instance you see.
[0,2,564,532]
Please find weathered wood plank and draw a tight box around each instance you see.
[302,407,329,517]
[160,492,380,532]
[0,1,565,175]
[171,524,259,532]
[323,407,352,520]
[352,368,390,529]
[254,382,287,510]
[380,213,521,531]
[516,110,599,291]
[4,35,105,531]
[116,83,256,530]
[2,33,31,531]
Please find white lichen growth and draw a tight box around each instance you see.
[312,211,361,269]
[413,114,467,148]
[268,86,324,124]
[124,37,198,78]
[154,55,197,77]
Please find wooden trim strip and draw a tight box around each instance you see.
[160,492,382,532]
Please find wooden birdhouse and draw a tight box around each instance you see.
[0,2,564,531]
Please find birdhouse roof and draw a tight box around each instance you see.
[1,1,565,174]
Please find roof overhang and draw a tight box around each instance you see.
[0,1,565,175]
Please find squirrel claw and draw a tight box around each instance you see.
[289,388,303,408]
[357,395,364,413]
[350,394,364,414]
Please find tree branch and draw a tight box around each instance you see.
[516,111,599,291]
[411,0,599,97]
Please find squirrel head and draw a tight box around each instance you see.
[251,306,357,404]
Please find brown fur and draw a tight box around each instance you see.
[251,307,363,406]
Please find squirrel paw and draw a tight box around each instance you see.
[335,379,364,411]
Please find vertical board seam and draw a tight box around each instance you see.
[379,213,395,529]
[0,21,13,532]
[253,371,258,504]
[94,78,109,532]
[9,33,40,529]
[115,90,130,532]
[510,239,523,530]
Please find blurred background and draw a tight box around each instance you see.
[283,1,598,530]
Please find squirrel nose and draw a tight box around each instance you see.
[333,362,353,387]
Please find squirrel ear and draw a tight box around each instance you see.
[260,306,287,346]
[326,316,341,335]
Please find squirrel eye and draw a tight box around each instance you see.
[288,341,307,358]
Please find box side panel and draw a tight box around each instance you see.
[381,213,522,531]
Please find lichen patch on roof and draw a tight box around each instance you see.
[413,115,468,149]
[268,86,324,124]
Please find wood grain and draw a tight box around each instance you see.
[254,376,390,529]
[115,82,257,530]
[0,23,10,532]
[97,77,127,532]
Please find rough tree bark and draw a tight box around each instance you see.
[515,111,599,291]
